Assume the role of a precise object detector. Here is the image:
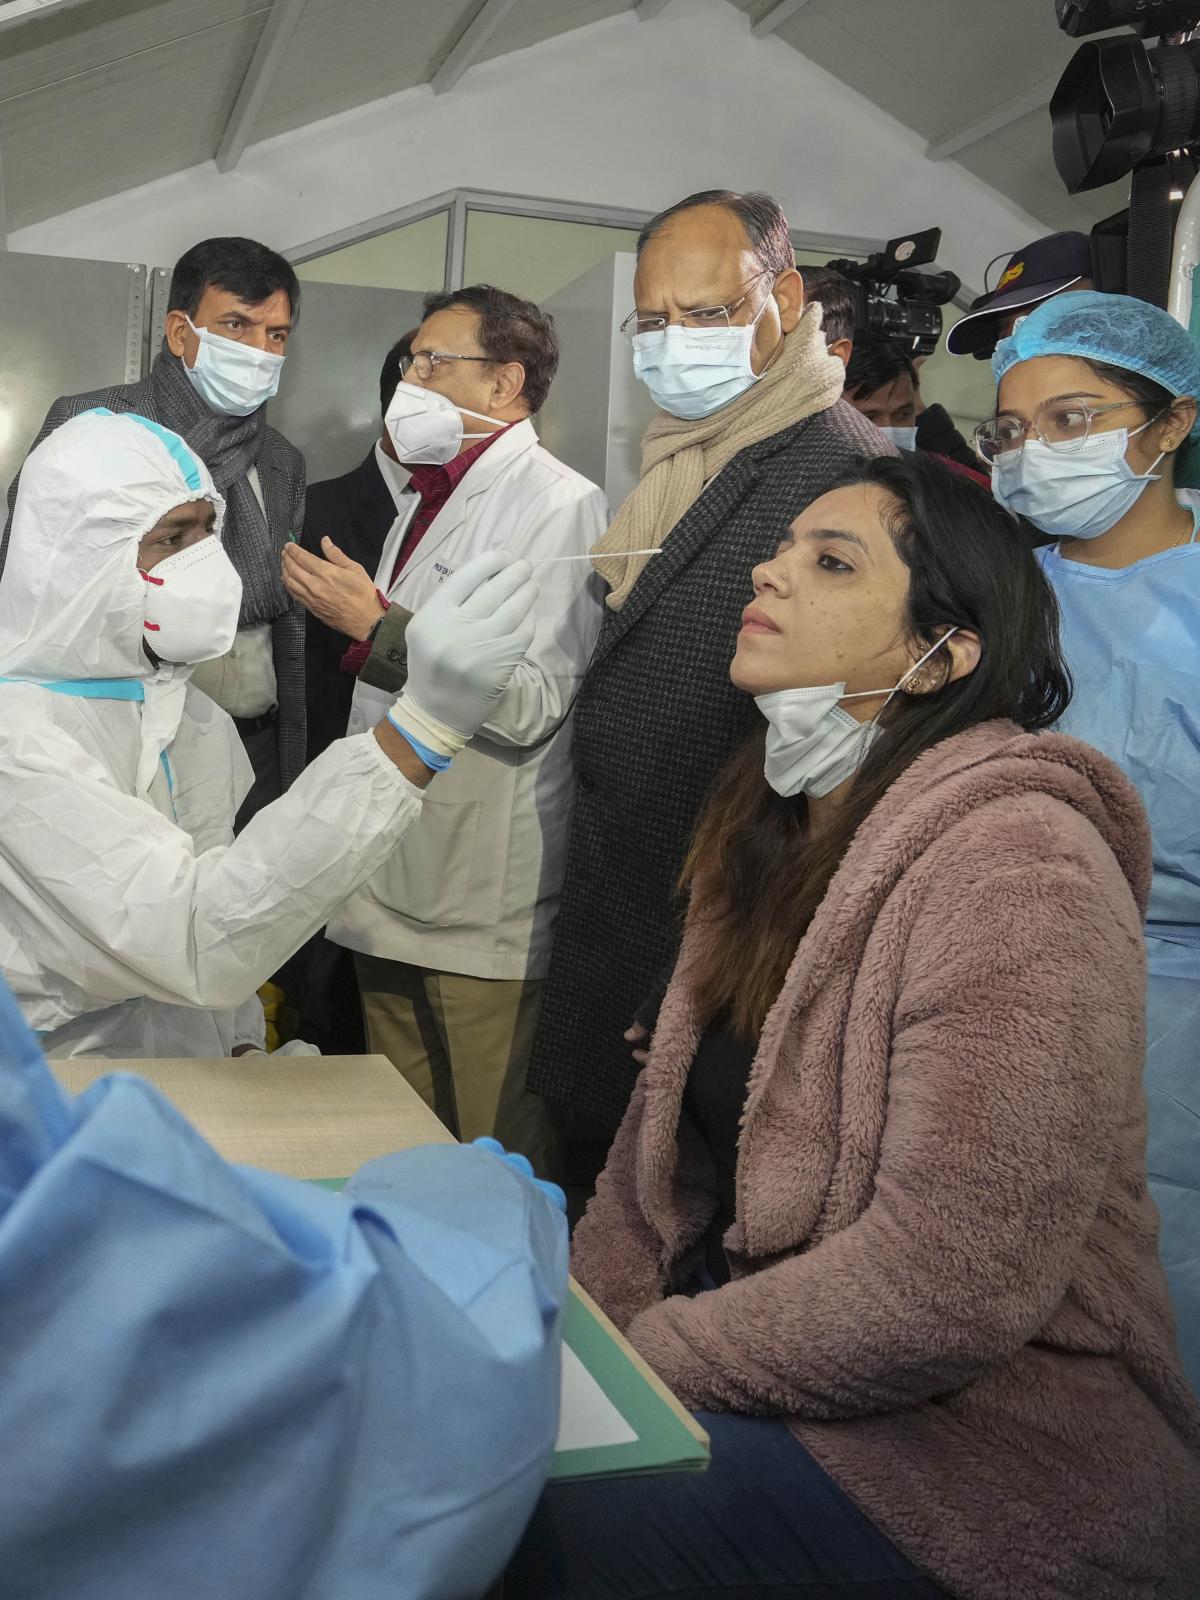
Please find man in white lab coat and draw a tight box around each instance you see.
[283,285,608,1166]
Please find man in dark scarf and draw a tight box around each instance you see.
[1,237,307,815]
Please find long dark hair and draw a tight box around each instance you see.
[682,452,1072,1038]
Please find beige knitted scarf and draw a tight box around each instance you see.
[591,305,847,609]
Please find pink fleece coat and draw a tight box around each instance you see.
[572,721,1200,1600]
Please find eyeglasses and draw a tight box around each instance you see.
[619,270,773,343]
[973,397,1164,464]
[400,351,494,380]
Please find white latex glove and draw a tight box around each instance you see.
[390,550,537,761]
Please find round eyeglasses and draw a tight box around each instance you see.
[973,397,1164,464]
[618,270,772,344]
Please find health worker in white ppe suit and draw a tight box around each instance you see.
[0,409,537,1058]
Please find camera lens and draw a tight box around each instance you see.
[1052,34,1200,191]
[1056,0,1200,37]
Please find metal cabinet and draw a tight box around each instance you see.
[0,252,145,508]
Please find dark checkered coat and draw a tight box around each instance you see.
[526,400,895,1129]
[1,376,307,787]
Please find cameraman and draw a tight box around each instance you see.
[842,331,987,481]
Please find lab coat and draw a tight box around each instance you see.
[0,411,426,1057]
[329,419,608,980]
[0,975,568,1599]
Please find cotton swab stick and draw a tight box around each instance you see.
[531,548,663,565]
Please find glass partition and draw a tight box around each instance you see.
[463,211,641,304]
[295,211,449,293]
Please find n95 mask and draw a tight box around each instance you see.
[140,535,243,665]
[386,384,505,466]
[185,317,285,417]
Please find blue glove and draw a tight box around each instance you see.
[472,1136,567,1215]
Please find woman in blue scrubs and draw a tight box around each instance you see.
[980,290,1200,1391]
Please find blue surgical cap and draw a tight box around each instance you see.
[992,290,1200,441]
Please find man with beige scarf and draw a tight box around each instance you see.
[526,189,895,1210]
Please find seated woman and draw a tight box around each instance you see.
[0,409,534,1058]
[508,454,1200,1600]
[983,290,1200,1393]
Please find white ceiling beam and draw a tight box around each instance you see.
[431,0,523,95]
[924,77,1058,162]
[635,0,674,19]
[752,0,812,37]
[0,0,103,31]
[214,0,309,174]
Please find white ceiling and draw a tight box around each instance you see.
[0,0,1131,238]
[730,0,1131,236]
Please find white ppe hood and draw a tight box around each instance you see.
[0,409,225,683]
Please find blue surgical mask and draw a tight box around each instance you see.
[756,631,959,799]
[184,317,285,418]
[632,301,771,420]
[992,422,1165,540]
[879,425,918,450]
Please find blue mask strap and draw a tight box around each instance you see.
[80,408,204,492]
[0,677,145,701]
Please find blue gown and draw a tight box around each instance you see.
[1039,526,1200,1393]
[0,976,568,1600]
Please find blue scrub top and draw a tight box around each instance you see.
[1038,534,1200,975]
[0,976,568,1600]
[1038,521,1200,1393]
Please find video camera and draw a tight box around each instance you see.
[826,227,961,359]
[1052,1,1200,194]
[1051,1,1200,305]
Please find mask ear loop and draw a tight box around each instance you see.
[838,627,961,710]
[1124,402,1179,479]
[888,628,961,706]
[456,401,510,441]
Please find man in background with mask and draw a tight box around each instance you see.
[843,331,986,482]
[1,236,306,822]
[524,190,893,1215]
[281,284,608,1169]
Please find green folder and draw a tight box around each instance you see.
[308,1177,709,1481]
[551,1287,709,1481]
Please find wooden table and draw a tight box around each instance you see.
[53,1053,454,1177]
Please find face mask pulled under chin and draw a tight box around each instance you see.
[385,382,506,465]
[140,534,243,666]
[183,317,285,417]
[991,423,1165,540]
[755,630,959,800]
